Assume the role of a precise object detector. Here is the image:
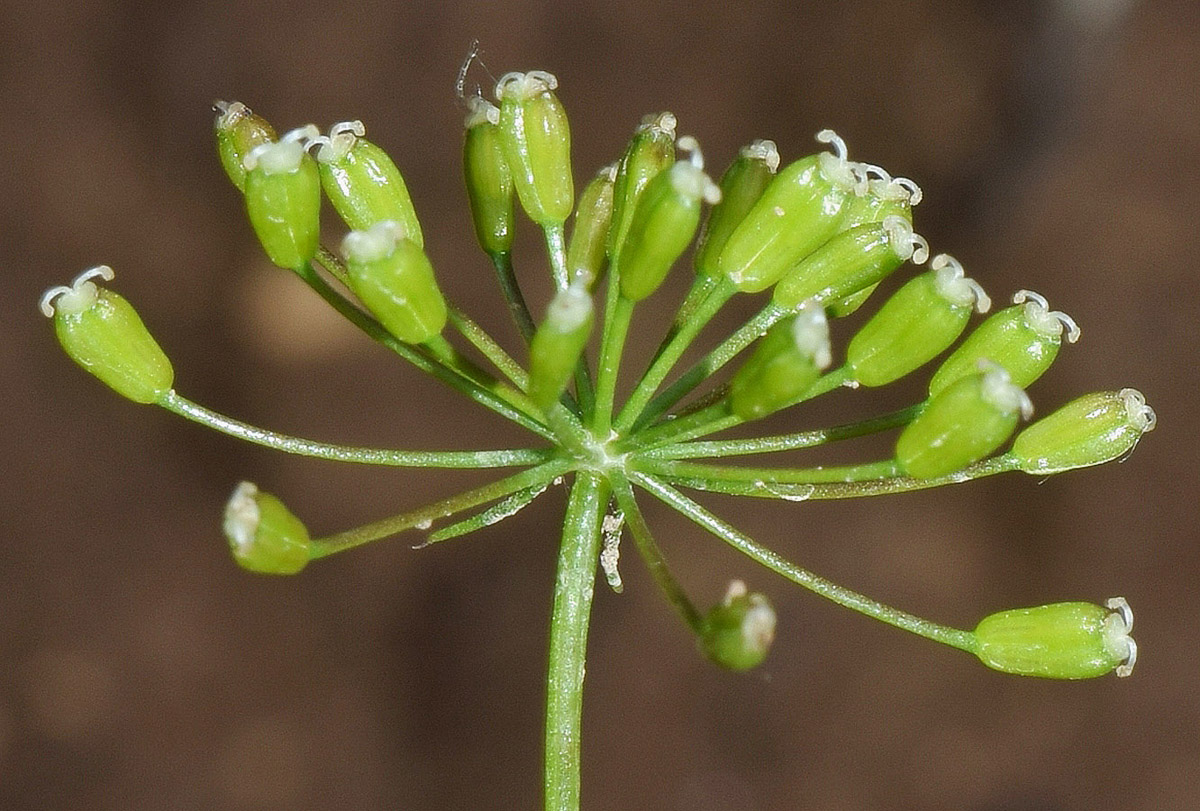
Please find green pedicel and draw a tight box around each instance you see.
[699,581,777,672]
[717,130,861,294]
[495,70,573,226]
[729,302,831,421]
[243,125,322,270]
[462,97,515,257]
[528,282,595,411]
[617,137,720,302]
[224,481,311,575]
[41,266,174,405]
[313,120,423,244]
[896,364,1031,479]
[342,222,448,345]
[214,100,277,192]
[974,598,1136,679]
[929,289,1080,396]
[847,254,989,387]
[1011,389,1156,474]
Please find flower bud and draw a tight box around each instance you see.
[772,215,929,311]
[929,290,1080,396]
[896,363,1032,479]
[700,581,777,672]
[729,302,831,421]
[693,139,779,280]
[341,222,447,344]
[223,481,310,575]
[565,164,616,287]
[41,266,174,404]
[495,70,573,226]
[312,121,423,245]
[718,130,862,293]
[1011,389,1156,474]
[847,254,989,387]
[617,137,720,302]
[527,281,594,411]
[607,112,677,263]
[243,125,322,270]
[462,97,515,257]
[214,101,277,192]
[974,597,1135,679]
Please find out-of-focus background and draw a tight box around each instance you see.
[2,1,1197,808]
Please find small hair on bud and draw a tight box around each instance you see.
[40,265,115,317]
[1013,289,1082,343]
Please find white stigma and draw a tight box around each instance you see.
[741,139,780,173]
[1104,597,1136,677]
[1119,388,1157,432]
[978,360,1033,420]
[494,70,558,102]
[672,136,721,204]
[40,265,115,317]
[223,481,262,553]
[883,215,930,265]
[243,124,319,174]
[792,300,832,370]
[1013,290,1082,343]
[930,253,990,312]
[341,220,407,263]
[310,120,365,164]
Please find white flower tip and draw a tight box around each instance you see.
[1119,388,1156,432]
[213,100,248,131]
[1104,597,1136,677]
[244,125,318,174]
[639,111,678,138]
[882,215,928,264]
[39,265,115,317]
[1013,289,1081,343]
[792,300,832,370]
[223,481,261,552]
[815,129,859,192]
[341,220,406,263]
[464,96,500,129]
[546,281,593,330]
[494,70,558,102]
[978,360,1033,419]
[930,252,989,311]
[741,139,780,173]
[671,136,721,204]
[312,120,365,163]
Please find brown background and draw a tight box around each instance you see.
[2,0,1197,808]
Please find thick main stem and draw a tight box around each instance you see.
[544,471,608,811]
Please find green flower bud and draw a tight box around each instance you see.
[896,363,1032,479]
[223,481,310,575]
[528,281,594,411]
[841,164,922,228]
[565,164,616,287]
[41,267,174,404]
[974,597,1135,679]
[617,137,721,302]
[462,97,514,257]
[312,121,423,245]
[341,222,447,344]
[729,301,831,421]
[700,581,777,672]
[929,290,1080,396]
[1011,389,1156,475]
[243,125,322,270]
[772,215,928,311]
[847,254,990,387]
[607,112,677,263]
[694,139,779,279]
[495,70,573,226]
[718,130,863,293]
[214,101,277,192]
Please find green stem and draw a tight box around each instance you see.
[544,471,608,811]
[642,403,924,460]
[309,458,573,558]
[633,301,788,430]
[160,391,549,468]
[448,305,530,390]
[609,470,702,632]
[294,261,555,441]
[642,455,1020,501]
[315,245,351,287]
[631,473,977,652]
[544,223,569,291]
[637,457,904,485]
[489,251,537,342]
[592,295,634,435]
[614,279,734,433]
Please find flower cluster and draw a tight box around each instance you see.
[42,60,1154,806]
